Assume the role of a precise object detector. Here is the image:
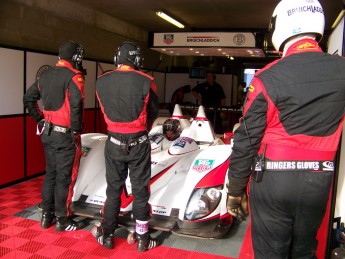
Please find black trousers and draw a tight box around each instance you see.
[41,131,78,217]
[249,171,333,259]
[102,133,151,234]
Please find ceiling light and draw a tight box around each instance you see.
[156,10,185,29]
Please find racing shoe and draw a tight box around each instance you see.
[103,234,114,249]
[92,223,114,249]
[137,233,160,252]
[55,216,83,232]
[41,210,55,229]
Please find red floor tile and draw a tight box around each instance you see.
[0,176,238,259]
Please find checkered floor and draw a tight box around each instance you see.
[0,176,249,258]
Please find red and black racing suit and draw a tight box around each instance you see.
[24,60,85,217]
[96,64,159,235]
[228,39,345,258]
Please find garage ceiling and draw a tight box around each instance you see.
[70,0,343,58]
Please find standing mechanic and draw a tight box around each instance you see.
[94,42,159,251]
[226,0,345,258]
[23,40,85,231]
[191,71,226,134]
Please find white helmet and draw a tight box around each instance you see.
[269,0,325,51]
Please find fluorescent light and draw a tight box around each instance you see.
[156,10,185,29]
[331,10,345,29]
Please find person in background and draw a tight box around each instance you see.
[23,40,85,232]
[169,84,190,115]
[226,0,345,258]
[94,41,159,251]
[191,71,226,133]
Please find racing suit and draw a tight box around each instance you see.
[95,64,159,235]
[228,38,345,258]
[24,60,85,217]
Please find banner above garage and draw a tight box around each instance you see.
[149,31,266,58]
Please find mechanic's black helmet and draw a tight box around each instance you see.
[58,40,84,66]
[163,119,181,141]
[114,42,142,68]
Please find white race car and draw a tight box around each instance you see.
[71,104,234,239]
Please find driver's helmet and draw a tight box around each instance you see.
[269,0,324,51]
[163,119,181,141]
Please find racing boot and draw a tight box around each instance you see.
[54,216,84,232]
[41,210,55,229]
[136,232,160,252]
[92,222,114,249]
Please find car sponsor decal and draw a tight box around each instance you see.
[192,159,215,172]
[151,161,168,167]
[151,205,169,216]
[173,137,194,148]
[87,194,105,205]
[81,146,92,157]
[150,134,164,144]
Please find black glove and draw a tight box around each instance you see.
[227,175,249,221]
[72,131,81,146]
[227,193,248,221]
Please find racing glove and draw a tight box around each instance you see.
[226,176,249,221]
[72,131,81,147]
[227,193,248,221]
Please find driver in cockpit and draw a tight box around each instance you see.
[162,119,181,141]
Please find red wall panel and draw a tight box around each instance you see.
[94,109,107,134]
[0,117,24,185]
[83,109,96,134]
[25,117,46,177]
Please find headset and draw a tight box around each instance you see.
[114,42,142,68]
[71,43,86,74]
[72,44,84,65]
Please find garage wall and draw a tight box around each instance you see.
[0,47,101,186]
[0,46,166,187]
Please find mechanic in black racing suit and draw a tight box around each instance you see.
[226,0,345,258]
[23,40,85,232]
[94,42,159,251]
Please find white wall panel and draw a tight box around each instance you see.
[0,48,24,115]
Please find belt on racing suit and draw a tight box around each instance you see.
[263,159,334,172]
[109,135,148,147]
[51,125,71,133]
[252,143,335,182]
[43,122,71,134]
[252,159,334,183]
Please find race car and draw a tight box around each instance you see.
[71,104,234,239]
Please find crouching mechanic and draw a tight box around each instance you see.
[226,0,345,258]
[94,42,159,251]
[23,40,85,231]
